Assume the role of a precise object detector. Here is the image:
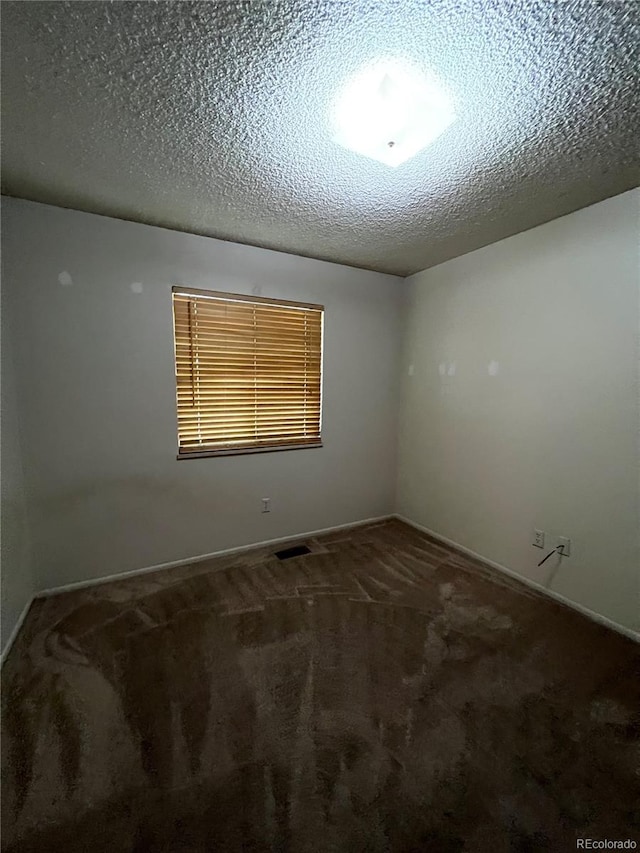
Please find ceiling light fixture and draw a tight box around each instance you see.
[332,60,456,168]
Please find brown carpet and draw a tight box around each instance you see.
[1,519,638,852]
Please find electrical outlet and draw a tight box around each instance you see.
[261,497,271,513]
[557,537,571,557]
[533,529,545,549]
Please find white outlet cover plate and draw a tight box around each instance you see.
[533,530,545,548]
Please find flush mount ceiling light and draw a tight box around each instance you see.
[332,60,456,168]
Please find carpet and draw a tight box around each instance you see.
[2,519,638,851]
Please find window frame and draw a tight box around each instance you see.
[171,286,324,459]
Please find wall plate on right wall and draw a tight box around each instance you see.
[558,538,571,558]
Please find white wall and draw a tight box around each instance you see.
[2,199,402,591]
[1,268,34,653]
[397,189,640,634]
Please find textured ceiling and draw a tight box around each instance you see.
[2,1,639,276]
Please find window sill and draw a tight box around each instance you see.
[176,442,323,460]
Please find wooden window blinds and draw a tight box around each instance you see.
[172,287,323,457]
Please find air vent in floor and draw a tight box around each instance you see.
[274,544,312,560]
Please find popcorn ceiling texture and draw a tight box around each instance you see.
[2,0,639,276]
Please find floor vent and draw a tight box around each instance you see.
[274,544,312,560]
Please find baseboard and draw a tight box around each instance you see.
[36,514,394,599]
[0,597,34,667]
[395,514,640,643]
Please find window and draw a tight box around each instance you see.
[172,287,323,457]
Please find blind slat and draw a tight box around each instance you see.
[177,411,322,424]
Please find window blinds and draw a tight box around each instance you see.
[172,288,323,456]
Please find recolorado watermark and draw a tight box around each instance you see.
[576,841,637,850]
